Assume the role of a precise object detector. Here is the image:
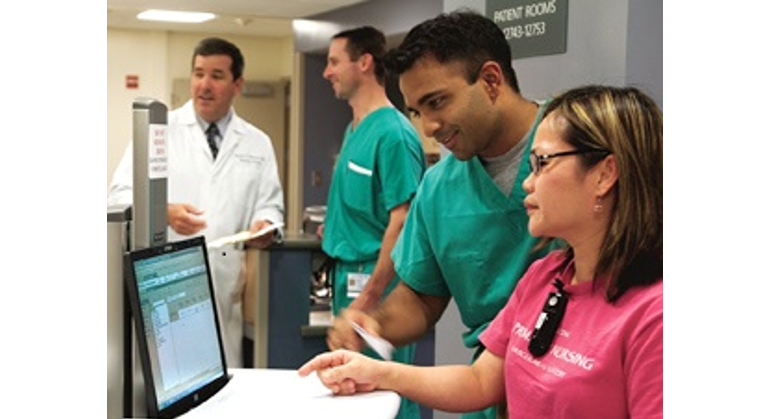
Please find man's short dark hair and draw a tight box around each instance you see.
[332,26,387,85]
[385,9,520,93]
[192,37,245,81]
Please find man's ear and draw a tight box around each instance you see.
[479,61,503,102]
[233,76,245,94]
[359,53,374,73]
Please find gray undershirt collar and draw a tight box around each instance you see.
[481,134,528,197]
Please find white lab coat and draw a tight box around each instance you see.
[108,100,285,368]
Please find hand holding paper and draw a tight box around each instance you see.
[207,221,284,249]
[349,320,394,361]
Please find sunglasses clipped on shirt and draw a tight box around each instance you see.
[528,279,569,357]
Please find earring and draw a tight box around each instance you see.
[593,196,603,213]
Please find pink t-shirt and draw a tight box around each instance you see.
[480,252,663,419]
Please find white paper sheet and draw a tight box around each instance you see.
[349,320,393,361]
[207,221,285,249]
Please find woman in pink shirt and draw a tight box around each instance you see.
[299,85,663,419]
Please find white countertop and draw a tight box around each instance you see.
[125,368,400,419]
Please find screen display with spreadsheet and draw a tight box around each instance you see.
[125,236,229,419]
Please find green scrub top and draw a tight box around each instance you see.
[322,106,426,419]
[391,103,552,349]
[323,106,426,264]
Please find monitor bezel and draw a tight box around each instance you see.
[123,236,230,419]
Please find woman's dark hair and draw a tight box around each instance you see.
[545,85,663,302]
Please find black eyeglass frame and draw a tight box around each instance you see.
[528,149,610,175]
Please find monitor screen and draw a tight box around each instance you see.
[128,237,227,414]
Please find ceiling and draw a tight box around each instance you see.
[107,0,368,37]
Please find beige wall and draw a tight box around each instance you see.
[106,28,295,190]
[107,28,301,229]
[107,29,170,191]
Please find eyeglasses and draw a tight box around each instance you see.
[528,149,609,175]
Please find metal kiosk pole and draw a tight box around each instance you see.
[106,97,168,419]
[131,97,168,250]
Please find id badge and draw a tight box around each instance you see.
[347,272,370,299]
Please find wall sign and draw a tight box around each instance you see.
[126,74,139,89]
[148,124,168,179]
[486,0,568,59]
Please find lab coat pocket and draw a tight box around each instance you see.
[343,160,374,212]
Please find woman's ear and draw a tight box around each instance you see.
[595,154,619,197]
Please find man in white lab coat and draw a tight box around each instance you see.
[108,37,285,368]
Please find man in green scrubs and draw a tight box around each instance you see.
[326,11,554,419]
[320,26,426,419]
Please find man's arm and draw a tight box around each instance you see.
[348,202,410,312]
[250,132,285,226]
[109,143,208,236]
[328,281,450,350]
[372,281,450,346]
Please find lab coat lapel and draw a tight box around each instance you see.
[212,113,247,170]
[188,122,215,163]
[180,102,218,163]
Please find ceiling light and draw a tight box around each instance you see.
[137,9,216,23]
